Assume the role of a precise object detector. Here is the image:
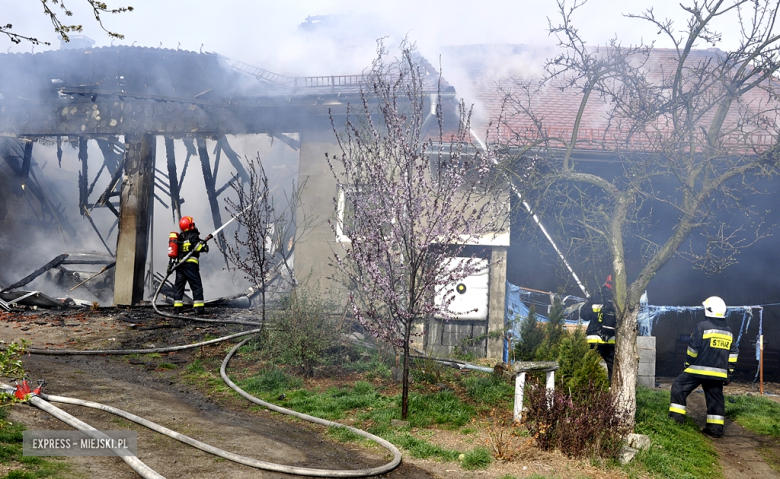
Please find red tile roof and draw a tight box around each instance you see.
[441,44,779,152]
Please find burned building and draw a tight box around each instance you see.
[0,45,511,359]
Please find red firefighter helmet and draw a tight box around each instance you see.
[179,216,195,232]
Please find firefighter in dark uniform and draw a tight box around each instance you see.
[583,275,617,384]
[173,216,208,315]
[669,296,738,438]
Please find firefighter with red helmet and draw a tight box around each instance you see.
[583,275,617,384]
[173,216,209,315]
[669,296,738,438]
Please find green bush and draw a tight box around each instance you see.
[513,296,608,394]
[513,305,544,361]
[556,329,608,393]
[260,289,343,377]
[411,357,444,384]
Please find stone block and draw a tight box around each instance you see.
[619,446,638,464]
[637,336,656,350]
[639,349,657,364]
[638,361,655,377]
[627,433,651,450]
[637,376,655,388]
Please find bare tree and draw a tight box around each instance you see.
[224,154,313,324]
[327,40,508,419]
[2,0,133,45]
[499,0,780,426]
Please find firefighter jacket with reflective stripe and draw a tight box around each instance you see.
[684,317,738,381]
[583,288,617,345]
[179,229,209,264]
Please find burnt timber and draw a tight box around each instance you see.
[0,46,450,306]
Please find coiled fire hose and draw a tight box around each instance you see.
[17,331,402,477]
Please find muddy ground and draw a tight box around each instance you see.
[1,307,779,478]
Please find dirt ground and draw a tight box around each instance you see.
[1,307,778,478]
[655,377,780,479]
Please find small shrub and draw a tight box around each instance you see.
[534,298,565,361]
[461,447,492,470]
[513,306,544,361]
[411,357,443,384]
[522,379,631,459]
[264,289,342,377]
[556,329,608,393]
[487,408,518,461]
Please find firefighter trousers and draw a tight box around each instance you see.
[173,262,204,310]
[598,344,614,384]
[669,372,726,436]
[590,344,615,384]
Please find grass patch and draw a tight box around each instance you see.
[726,393,780,473]
[235,369,473,462]
[185,359,205,374]
[461,446,492,470]
[627,387,721,478]
[326,425,363,443]
[237,367,304,397]
[462,374,513,407]
[725,394,780,438]
[0,406,72,478]
[158,363,177,370]
[390,432,460,460]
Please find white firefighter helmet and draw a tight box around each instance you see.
[702,296,727,318]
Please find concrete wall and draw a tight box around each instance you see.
[294,126,344,297]
[487,247,508,359]
[638,336,656,388]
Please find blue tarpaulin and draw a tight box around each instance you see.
[503,281,765,365]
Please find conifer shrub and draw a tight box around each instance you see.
[513,305,544,361]
[512,297,608,392]
[522,379,631,459]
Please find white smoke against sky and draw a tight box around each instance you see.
[2,0,752,73]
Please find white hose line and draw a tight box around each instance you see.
[0,384,164,479]
[219,337,403,477]
[24,328,263,355]
[19,331,402,475]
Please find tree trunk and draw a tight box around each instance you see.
[401,322,411,419]
[612,305,640,429]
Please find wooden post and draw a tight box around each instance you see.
[114,133,156,306]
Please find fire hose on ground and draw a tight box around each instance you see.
[14,329,402,477]
[1,383,164,479]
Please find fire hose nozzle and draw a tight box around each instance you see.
[33,379,46,396]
